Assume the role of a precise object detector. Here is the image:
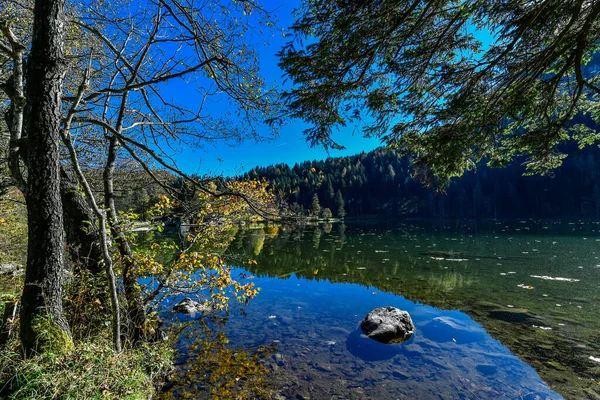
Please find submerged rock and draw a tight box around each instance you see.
[488,307,531,323]
[172,298,210,314]
[476,364,498,376]
[360,306,415,344]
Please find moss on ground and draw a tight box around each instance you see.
[30,315,75,355]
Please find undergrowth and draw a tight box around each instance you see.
[0,335,173,399]
[0,267,173,400]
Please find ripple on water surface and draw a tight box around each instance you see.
[164,220,600,399]
[217,275,563,399]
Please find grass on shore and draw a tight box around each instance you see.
[0,335,173,400]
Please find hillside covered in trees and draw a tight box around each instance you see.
[245,143,600,219]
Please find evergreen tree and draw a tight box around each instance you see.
[335,190,345,218]
[326,179,335,207]
[244,144,600,219]
[311,193,321,216]
[322,208,332,219]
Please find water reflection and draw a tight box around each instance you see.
[221,221,600,399]
[160,312,276,399]
[218,271,561,399]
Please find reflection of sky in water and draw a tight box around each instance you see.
[231,220,600,396]
[187,272,563,399]
[159,220,600,398]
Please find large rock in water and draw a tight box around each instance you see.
[360,306,415,344]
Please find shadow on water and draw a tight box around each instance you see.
[345,328,408,361]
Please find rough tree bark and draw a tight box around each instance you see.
[19,0,70,355]
[61,171,103,275]
[1,12,101,277]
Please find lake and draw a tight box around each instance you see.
[165,220,600,399]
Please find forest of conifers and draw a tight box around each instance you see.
[245,142,600,219]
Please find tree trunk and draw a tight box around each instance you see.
[61,171,103,275]
[19,0,70,355]
[104,136,146,344]
[0,23,27,192]
[61,104,122,350]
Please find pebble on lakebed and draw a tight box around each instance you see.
[360,306,415,344]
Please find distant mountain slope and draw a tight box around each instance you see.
[244,143,600,218]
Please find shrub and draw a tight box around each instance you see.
[0,337,173,400]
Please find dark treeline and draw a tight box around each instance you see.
[244,142,600,219]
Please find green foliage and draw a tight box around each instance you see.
[64,269,111,340]
[0,337,172,399]
[335,190,345,218]
[0,180,277,398]
[310,193,320,216]
[321,207,332,219]
[0,292,18,327]
[246,145,600,218]
[280,0,600,181]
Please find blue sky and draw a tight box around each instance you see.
[164,0,382,177]
[162,1,494,177]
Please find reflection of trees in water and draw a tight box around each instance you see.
[160,314,275,399]
[242,230,266,256]
[229,227,473,309]
[312,227,321,249]
[337,223,346,243]
[227,225,600,400]
[265,226,280,238]
[422,272,472,293]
